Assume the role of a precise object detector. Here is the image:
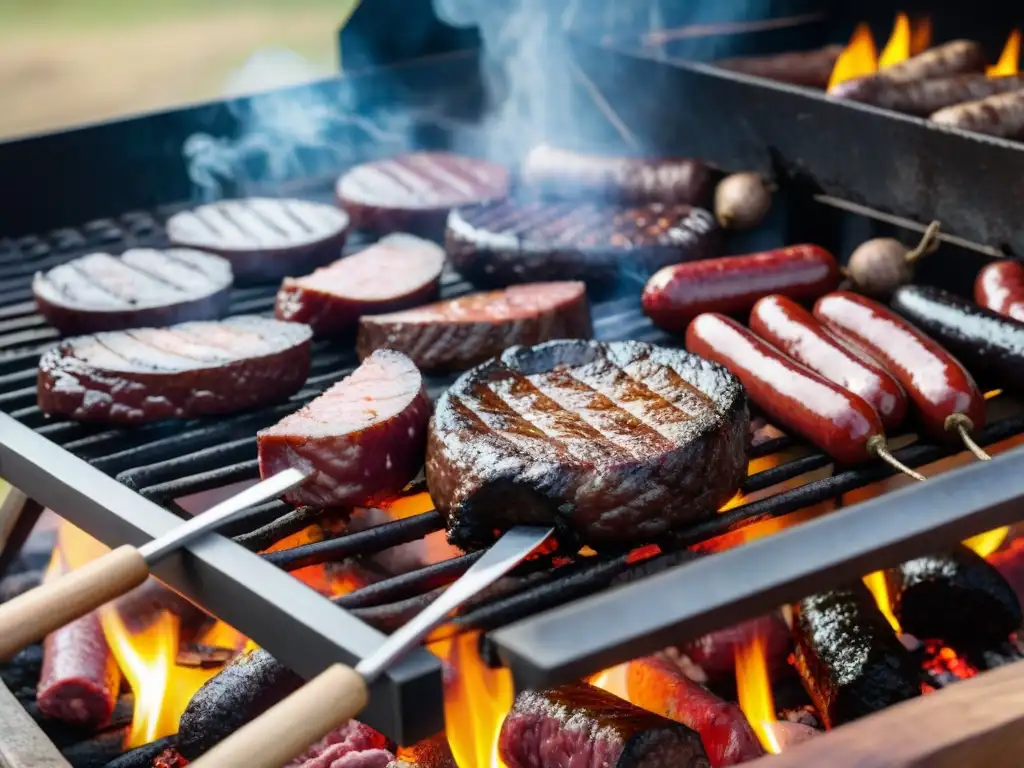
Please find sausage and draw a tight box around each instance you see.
[813,291,986,443]
[627,655,765,767]
[831,73,1024,117]
[931,89,1024,139]
[685,312,884,463]
[642,245,840,332]
[975,260,1024,322]
[828,40,986,96]
[36,556,119,729]
[749,295,908,431]
[678,612,791,682]
[891,284,1024,389]
[714,45,843,89]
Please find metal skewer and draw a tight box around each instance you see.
[0,468,307,661]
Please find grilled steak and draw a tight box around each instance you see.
[336,152,510,235]
[275,234,445,337]
[357,281,592,373]
[446,199,720,288]
[427,339,748,551]
[38,316,312,424]
[499,681,711,768]
[33,248,232,335]
[258,349,430,508]
[166,198,349,282]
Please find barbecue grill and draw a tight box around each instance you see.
[5,4,1024,759]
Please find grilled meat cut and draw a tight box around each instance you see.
[37,316,312,424]
[286,721,395,768]
[166,198,349,282]
[885,545,1022,649]
[336,152,510,235]
[427,339,748,551]
[357,281,592,373]
[258,349,430,508]
[446,199,720,288]
[499,681,711,768]
[33,248,232,335]
[275,234,446,337]
[792,583,920,729]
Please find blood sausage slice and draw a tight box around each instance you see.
[38,316,312,424]
[356,281,592,373]
[275,234,445,337]
[258,349,430,508]
[446,199,720,288]
[336,152,510,235]
[427,339,748,551]
[34,248,233,335]
[166,198,349,282]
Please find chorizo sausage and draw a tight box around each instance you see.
[975,260,1024,322]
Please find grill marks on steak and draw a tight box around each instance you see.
[357,281,592,373]
[275,234,446,337]
[427,339,748,551]
[33,248,233,334]
[166,198,349,281]
[258,349,430,508]
[37,316,313,424]
[446,199,720,287]
[337,152,510,235]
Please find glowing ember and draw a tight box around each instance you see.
[828,23,878,89]
[922,642,978,684]
[988,30,1021,76]
[910,16,932,55]
[863,570,901,633]
[735,629,781,754]
[878,13,913,68]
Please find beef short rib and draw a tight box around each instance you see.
[166,198,349,282]
[258,349,430,508]
[427,339,748,551]
[33,248,232,335]
[446,199,720,288]
[336,152,510,235]
[499,681,711,768]
[38,316,312,424]
[275,233,445,337]
[357,281,592,373]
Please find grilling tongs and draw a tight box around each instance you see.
[0,468,309,661]
[190,524,554,768]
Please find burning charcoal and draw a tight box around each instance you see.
[779,705,821,730]
[392,733,456,768]
[153,748,189,768]
[964,637,1024,670]
[885,545,1022,649]
[626,655,764,767]
[176,648,303,759]
[919,642,979,688]
[175,643,234,669]
[0,643,43,694]
[96,734,178,768]
[499,681,711,768]
[676,612,790,683]
[0,568,42,602]
[791,583,921,728]
[60,728,128,768]
[22,693,133,749]
[284,720,395,767]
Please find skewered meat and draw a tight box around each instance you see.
[336,152,509,235]
[714,45,843,88]
[975,260,1024,321]
[499,681,711,768]
[275,234,445,337]
[37,316,313,424]
[885,545,1022,648]
[258,349,430,508]
[792,583,920,728]
[33,248,232,335]
[427,339,748,551]
[446,199,720,288]
[166,198,349,282]
[521,145,715,205]
[627,655,764,767]
[356,281,592,373]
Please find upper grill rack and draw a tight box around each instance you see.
[4,189,1024,682]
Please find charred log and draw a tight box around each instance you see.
[60,728,128,768]
[105,735,179,768]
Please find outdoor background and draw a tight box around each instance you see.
[0,0,359,140]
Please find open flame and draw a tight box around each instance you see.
[827,23,878,90]
[829,13,925,89]
[878,13,912,69]
[862,570,901,633]
[735,629,781,754]
[988,30,1021,76]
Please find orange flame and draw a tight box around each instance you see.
[828,23,879,89]
[910,16,932,55]
[863,570,901,633]
[988,30,1021,76]
[878,13,913,69]
[431,632,512,768]
[735,629,781,754]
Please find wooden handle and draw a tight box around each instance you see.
[191,663,369,768]
[0,545,148,660]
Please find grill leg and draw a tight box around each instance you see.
[0,483,45,578]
